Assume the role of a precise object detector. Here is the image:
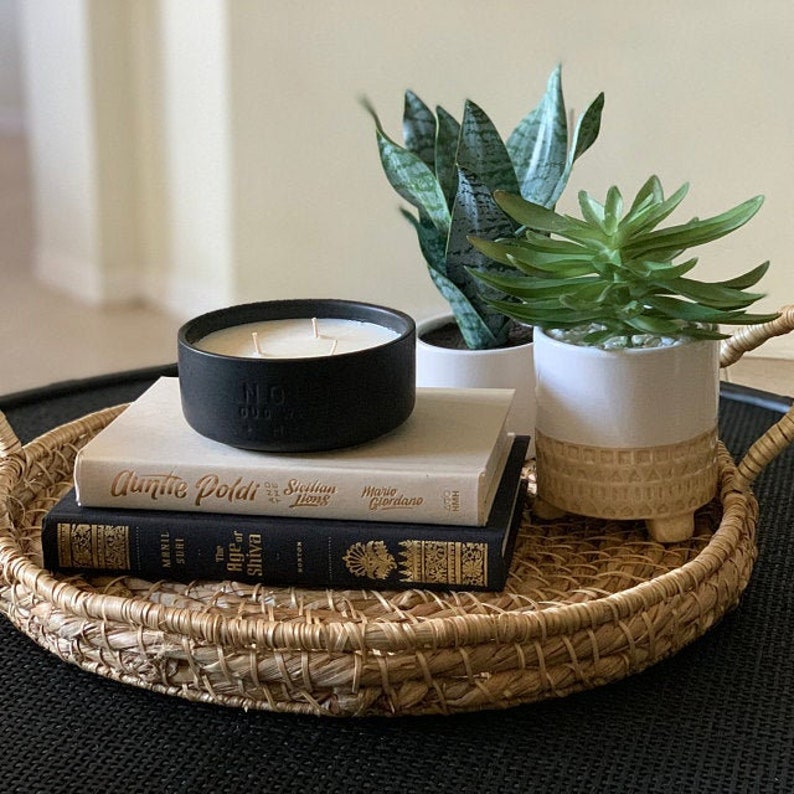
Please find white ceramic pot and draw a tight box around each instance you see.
[416,314,536,453]
[533,328,721,542]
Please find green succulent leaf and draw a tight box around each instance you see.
[637,257,699,279]
[492,191,571,234]
[624,315,684,335]
[714,261,770,290]
[468,267,601,298]
[619,181,689,238]
[627,175,665,214]
[713,311,783,325]
[644,295,750,322]
[482,298,603,327]
[624,195,764,259]
[656,276,764,309]
[578,191,606,230]
[470,175,775,344]
[603,187,623,235]
[505,250,597,277]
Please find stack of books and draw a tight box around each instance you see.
[42,377,528,591]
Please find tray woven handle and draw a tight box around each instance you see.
[719,304,794,490]
[720,304,794,367]
[734,408,794,491]
[0,411,22,458]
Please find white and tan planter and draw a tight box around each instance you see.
[533,328,721,543]
[416,314,536,453]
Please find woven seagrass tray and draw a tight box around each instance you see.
[1,310,793,718]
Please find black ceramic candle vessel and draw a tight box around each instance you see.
[177,299,416,451]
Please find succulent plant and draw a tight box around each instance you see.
[469,175,779,347]
[364,65,604,349]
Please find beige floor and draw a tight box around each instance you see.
[0,133,179,396]
[1,132,793,399]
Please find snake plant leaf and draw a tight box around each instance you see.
[362,97,451,233]
[457,101,520,195]
[373,127,451,233]
[402,90,436,170]
[570,92,605,162]
[427,267,510,348]
[506,64,567,207]
[447,168,518,296]
[435,105,461,210]
[400,209,447,278]
[547,91,605,208]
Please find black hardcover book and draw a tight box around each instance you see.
[42,436,529,591]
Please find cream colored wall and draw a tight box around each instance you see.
[15,0,794,357]
[17,1,102,298]
[224,1,793,356]
[157,0,234,315]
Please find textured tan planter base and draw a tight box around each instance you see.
[535,428,719,542]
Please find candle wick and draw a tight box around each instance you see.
[311,317,320,338]
[252,332,265,357]
[329,339,338,355]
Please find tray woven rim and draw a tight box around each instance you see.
[0,404,761,716]
[1,306,793,716]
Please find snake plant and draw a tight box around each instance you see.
[469,175,778,347]
[365,65,604,349]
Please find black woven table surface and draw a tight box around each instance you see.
[1,366,793,794]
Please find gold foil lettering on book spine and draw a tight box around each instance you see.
[283,479,337,509]
[399,541,487,586]
[57,522,130,570]
[359,485,425,512]
[343,541,397,580]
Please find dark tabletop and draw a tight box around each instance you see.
[1,366,793,794]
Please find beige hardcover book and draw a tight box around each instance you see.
[74,377,515,526]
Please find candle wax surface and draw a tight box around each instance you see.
[196,318,400,359]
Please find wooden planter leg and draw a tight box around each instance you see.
[645,513,695,543]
